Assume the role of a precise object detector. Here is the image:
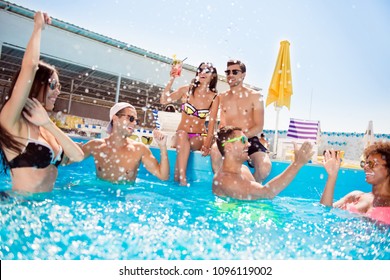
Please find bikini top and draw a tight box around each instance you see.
[8,123,64,169]
[181,93,217,119]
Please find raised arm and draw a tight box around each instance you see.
[261,142,313,198]
[80,139,99,160]
[141,130,169,180]
[23,98,84,162]
[245,91,264,138]
[214,142,313,200]
[160,67,189,104]
[320,150,342,206]
[0,12,51,130]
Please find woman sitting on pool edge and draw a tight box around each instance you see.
[320,142,390,224]
[212,126,313,200]
[160,62,219,186]
[0,11,84,193]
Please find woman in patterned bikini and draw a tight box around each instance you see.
[160,62,219,186]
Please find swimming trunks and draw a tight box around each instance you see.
[247,136,268,168]
[8,123,64,169]
[248,136,268,156]
[181,94,217,119]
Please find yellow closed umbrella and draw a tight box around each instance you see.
[266,40,293,109]
[266,40,293,153]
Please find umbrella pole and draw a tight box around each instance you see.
[273,106,281,155]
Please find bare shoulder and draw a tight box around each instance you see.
[212,171,233,196]
[245,86,263,99]
[84,138,105,149]
[217,90,230,100]
[129,140,150,154]
[220,89,230,96]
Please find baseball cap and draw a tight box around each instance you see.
[106,102,135,133]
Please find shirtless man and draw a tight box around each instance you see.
[81,102,169,182]
[211,59,271,182]
[212,126,313,200]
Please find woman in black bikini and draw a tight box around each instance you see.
[0,11,84,193]
[160,62,219,186]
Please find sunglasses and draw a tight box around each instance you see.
[48,79,62,91]
[117,114,140,125]
[360,160,385,169]
[197,67,212,74]
[224,69,242,75]
[222,135,248,147]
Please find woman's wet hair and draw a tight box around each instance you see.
[0,61,58,173]
[6,61,58,104]
[189,62,218,95]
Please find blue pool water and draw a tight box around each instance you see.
[1,147,389,260]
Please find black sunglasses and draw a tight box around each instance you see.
[48,79,62,91]
[224,69,242,75]
[117,114,140,125]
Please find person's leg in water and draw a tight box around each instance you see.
[247,136,271,182]
[174,130,190,185]
[174,131,203,186]
[210,142,223,173]
[250,151,271,182]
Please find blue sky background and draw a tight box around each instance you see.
[7,0,390,133]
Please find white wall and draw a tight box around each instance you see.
[0,10,230,92]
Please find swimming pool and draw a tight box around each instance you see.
[1,147,389,260]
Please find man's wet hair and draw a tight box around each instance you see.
[216,126,242,156]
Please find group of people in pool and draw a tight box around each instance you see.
[1,12,389,224]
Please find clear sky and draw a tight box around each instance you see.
[6,0,390,133]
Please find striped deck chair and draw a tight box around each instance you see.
[276,118,321,161]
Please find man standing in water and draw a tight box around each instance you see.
[210,60,271,182]
[81,102,169,182]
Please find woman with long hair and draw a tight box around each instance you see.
[160,62,219,186]
[0,11,84,193]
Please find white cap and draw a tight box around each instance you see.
[106,102,135,133]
